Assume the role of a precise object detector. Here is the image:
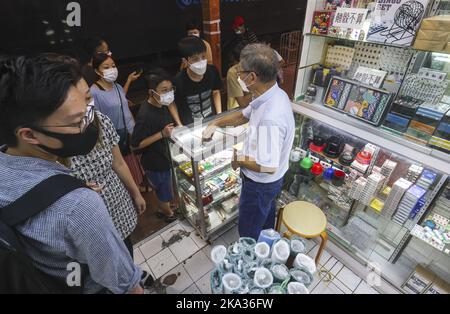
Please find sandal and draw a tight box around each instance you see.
[165,214,178,223]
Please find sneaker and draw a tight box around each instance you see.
[141,271,155,288]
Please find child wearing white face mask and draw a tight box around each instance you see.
[131,69,178,223]
[174,36,223,126]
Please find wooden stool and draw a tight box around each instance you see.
[276,201,328,265]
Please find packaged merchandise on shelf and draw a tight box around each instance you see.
[406,102,450,143]
[325,45,356,70]
[400,74,449,104]
[392,184,427,225]
[383,178,413,218]
[429,110,450,153]
[359,172,386,205]
[383,96,422,133]
[311,10,335,35]
[313,66,343,88]
[367,0,430,46]
[347,42,383,78]
[415,169,437,190]
[405,164,424,182]
[323,76,393,126]
[379,46,414,82]
[349,176,367,200]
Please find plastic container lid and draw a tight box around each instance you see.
[324,136,342,158]
[300,157,313,170]
[309,142,326,153]
[310,162,324,175]
[355,151,372,165]
[323,167,334,180]
[333,169,346,178]
[339,152,354,166]
[309,136,326,153]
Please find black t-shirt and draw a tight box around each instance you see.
[174,65,223,126]
[131,101,173,172]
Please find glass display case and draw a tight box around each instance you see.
[280,110,449,289]
[295,0,450,158]
[169,114,247,240]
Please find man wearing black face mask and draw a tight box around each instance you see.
[0,55,144,294]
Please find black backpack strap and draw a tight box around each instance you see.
[0,175,86,227]
[94,82,106,91]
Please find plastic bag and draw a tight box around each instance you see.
[239,237,256,249]
[210,245,227,266]
[293,253,316,274]
[257,229,281,248]
[268,284,286,294]
[290,267,314,288]
[210,268,223,294]
[253,268,274,289]
[290,235,306,255]
[287,282,309,294]
[271,239,290,264]
[270,264,291,282]
[254,242,271,260]
[222,273,242,294]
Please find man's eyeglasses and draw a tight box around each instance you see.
[38,101,95,133]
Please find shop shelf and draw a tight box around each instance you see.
[304,33,450,55]
[292,101,450,175]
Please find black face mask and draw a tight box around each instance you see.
[32,123,99,158]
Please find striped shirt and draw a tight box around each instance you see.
[0,147,142,294]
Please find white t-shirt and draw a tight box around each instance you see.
[241,84,295,183]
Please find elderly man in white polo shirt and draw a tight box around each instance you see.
[203,43,295,240]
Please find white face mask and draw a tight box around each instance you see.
[235,30,243,35]
[190,32,200,38]
[238,73,252,93]
[189,59,208,76]
[102,68,118,83]
[154,90,175,106]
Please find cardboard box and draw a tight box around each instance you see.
[414,39,447,51]
[416,30,450,42]
[402,265,436,294]
[425,278,450,295]
[419,15,450,31]
[413,15,450,52]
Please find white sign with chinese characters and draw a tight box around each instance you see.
[353,66,387,88]
[333,8,369,30]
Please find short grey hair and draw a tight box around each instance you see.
[240,43,279,83]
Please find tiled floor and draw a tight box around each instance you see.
[134,220,381,294]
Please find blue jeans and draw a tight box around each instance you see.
[238,174,284,240]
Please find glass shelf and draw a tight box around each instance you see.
[292,101,450,173]
[304,33,450,55]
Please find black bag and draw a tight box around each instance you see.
[0,174,87,294]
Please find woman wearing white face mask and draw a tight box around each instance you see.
[173,36,223,126]
[131,69,178,223]
[91,53,135,157]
